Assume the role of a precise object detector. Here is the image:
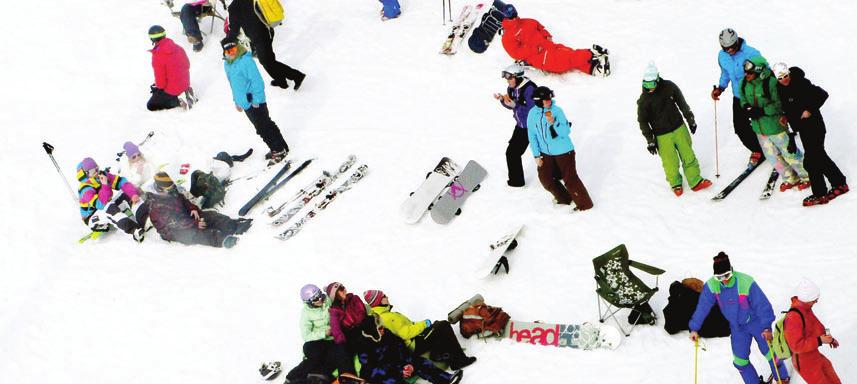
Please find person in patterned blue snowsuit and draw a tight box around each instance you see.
[688,253,789,384]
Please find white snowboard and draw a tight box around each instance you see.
[400,157,460,224]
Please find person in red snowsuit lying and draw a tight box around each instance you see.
[500,4,609,76]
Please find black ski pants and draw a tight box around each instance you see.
[169,211,238,247]
[731,97,763,154]
[505,127,529,186]
[244,102,289,153]
[147,88,181,111]
[413,320,468,366]
[251,31,304,83]
[286,340,353,381]
[537,151,593,210]
[800,128,846,196]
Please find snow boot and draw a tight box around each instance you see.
[293,73,306,91]
[672,185,683,197]
[448,370,464,384]
[796,180,811,191]
[132,227,145,243]
[691,179,713,192]
[222,235,239,249]
[780,181,799,192]
[270,79,290,89]
[803,194,829,207]
[589,45,610,77]
[234,218,253,235]
[267,150,288,166]
[450,356,477,370]
[258,361,281,380]
[192,42,203,52]
[827,184,849,201]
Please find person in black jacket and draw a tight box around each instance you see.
[773,63,848,206]
[226,0,306,90]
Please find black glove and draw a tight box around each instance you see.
[787,131,798,154]
[688,122,697,134]
[647,142,658,155]
[745,106,764,119]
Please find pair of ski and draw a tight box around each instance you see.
[446,294,623,351]
[440,3,485,55]
[273,156,369,241]
[267,155,358,225]
[238,158,314,216]
[400,157,487,224]
[711,161,779,201]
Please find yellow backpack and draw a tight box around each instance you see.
[254,0,284,27]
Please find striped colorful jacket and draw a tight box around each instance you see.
[77,162,139,221]
[688,271,775,333]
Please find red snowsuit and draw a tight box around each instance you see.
[784,297,841,384]
[150,38,190,96]
[501,18,593,75]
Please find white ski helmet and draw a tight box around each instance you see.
[501,63,526,79]
[719,28,739,48]
[772,62,790,79]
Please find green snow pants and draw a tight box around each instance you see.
[656,124,702,188]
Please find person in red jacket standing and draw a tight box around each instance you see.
[784,279,841,384]
[147,25,195,111]
[499,4,609,77]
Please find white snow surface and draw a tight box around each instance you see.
[2,0,856,383]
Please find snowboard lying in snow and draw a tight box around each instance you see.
[400,157,460,224]
[430,160,487,224]
[505,320,623,350]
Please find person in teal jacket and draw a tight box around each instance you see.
[740,55,809,192]
[526,86,593,211]
[688,253,789,384]
[286,284,355,383]
[221,36,289,166]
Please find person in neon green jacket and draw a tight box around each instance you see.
[364,290,477,370]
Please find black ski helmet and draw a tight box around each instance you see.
[533,86,554,103]
[148,25,166,43]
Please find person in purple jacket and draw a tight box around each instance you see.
[494,63,538,187]
[76,157,145,242]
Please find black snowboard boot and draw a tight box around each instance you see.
[450,356,477,370]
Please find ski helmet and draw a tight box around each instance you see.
[148,25,166,43]
[502,4,517,19]
[771,62,790,80]
[300,284,324,305]
[501,63,525,80]
[532,86,554,102]
[221,36,239,51]
[743,55,768,75]
[719,28,738,49]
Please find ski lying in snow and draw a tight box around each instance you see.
[505,320,623,350]
[711,161,762,201]
[759,169,780,200]
[238,160,293,216]
[275,165,369,241]
[440,4,484,55]
[270,155,358,226]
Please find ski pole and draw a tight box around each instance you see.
[442,0,446,25]
[713,85,720,178]
[766,340,785,384]
[42,142,78,203]
[694,338,699,384]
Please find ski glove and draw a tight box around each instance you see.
[647,142,658,155]
[424,319,432,328]
[745,105,764,119]
[688,122,697,134]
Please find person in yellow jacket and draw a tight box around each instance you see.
[363,290,477,370]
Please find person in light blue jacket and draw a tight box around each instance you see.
[711,28,765,164]
[688,252,789,384]
[526,86,593,211]
[221,36,289,166]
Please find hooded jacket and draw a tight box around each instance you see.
[223,45,267,110]
[150,38,190,96]
[328,293,369,344]
[637,79,696,143]
[370,305,428,351]
[145,190,202,241]
[77,163,139,221]
[784,297,828,371]
[300,297,334,342]
[739,58,786,135]
[776,67,829,133]
[501,78,538,129]
[717,38,761,101]
[526,103,573,157]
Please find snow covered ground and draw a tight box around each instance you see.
[2,0,856,383]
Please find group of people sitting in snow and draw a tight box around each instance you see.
[285,283,474,384]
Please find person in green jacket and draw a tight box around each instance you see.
[636,62,712,196]
[363,290,477,370]
[740,55,810,192]
[285,284,355,383]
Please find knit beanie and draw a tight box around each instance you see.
[326,282,343,300]
[713,252,731,275]
[153,171,176,192]
[796,279,820,302]
[363,290,385,307]
[123,141,141,158]
[643,61,659,82]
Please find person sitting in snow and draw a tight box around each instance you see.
[325,282,374,352]
[76,157,145,242]
[285,284,356,383]
[499,4,609,77]
[379,0,401,20]
[363,290,477,370]
[176,0,216,52]
[636,62,712,197]
[147,25,195,111]
[145,172,250,248]
[355,313,464,384]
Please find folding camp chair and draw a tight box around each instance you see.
[592,244,665,336]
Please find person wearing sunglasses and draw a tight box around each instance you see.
[711,28,765,165]
[146,25,194,111]
[76,157,146,242]
[636,62,712,197]
[325,282,375,351]
[526,86,594,211]
[221,36,290,166]
[493,63,539,187]
[688,252,789,384]
[741,56,810,193]
[284,284,356,383]
[772,63,848,206]
[784,279,842,384]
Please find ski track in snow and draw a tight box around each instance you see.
[2,0,856,383]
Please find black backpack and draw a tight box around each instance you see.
[190,170,226,209]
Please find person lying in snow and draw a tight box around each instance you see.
[76,157,145,242]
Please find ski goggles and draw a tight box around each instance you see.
[721,42,740,53]
[501,72,516,80]
[714,270,733,281]
[304,290,325,305]
[642,79,658,90]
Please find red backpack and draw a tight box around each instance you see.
[459,304,511,339]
